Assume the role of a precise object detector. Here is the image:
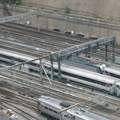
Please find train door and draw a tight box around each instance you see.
[115,83,120,96]
[37,101,41,112]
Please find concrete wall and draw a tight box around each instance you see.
[21,0,120,19]
[20,0,120,44]
[0,8,8,18]
[0,4,120,44]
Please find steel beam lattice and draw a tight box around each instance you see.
[52,36,116,81]
[0,11,40,23]
[52,37,116,58]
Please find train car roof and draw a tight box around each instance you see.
[62,60,97,72]
[116,81,120,85]
[67,107,110,120]
[0,48,39,63]
[1,49,119,85]
[62,64,119,84]
[43,59,119,84]
[105,67,120,76]
[38,95,67,110]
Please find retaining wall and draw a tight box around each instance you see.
[0,4,120,44]
[21,0,120,19]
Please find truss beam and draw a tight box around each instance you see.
[52,37,116,58]
[0,11,40,23]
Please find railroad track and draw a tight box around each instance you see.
[3,102,39,120]
[0,7,119,120]
[0,32,72,52]
[40,9,120,32]
[0,84,37,107]
[0,84,47,119]
[5,22,89,41]
[0,22,119,119]
[0,29,118,65]
[0,85,44,119]
[0,29,79,52]
[0,67,120,119]
[0,22,119,56]
[0,38,48,57]
[1,64,120,106]
[0,37,117,64]
[0,22,88,44]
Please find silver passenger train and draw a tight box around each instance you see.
[0,49,120,96]
[100,64,120,79]
[37,95,110,120]
[42,59,120,96]
[69,58,120,79]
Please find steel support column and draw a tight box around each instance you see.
[87,44,91,58]
[85,49,88,57]
[112,41,115,63]
[37,15,40,32]
[50,55,54,80]
[105,45,108,61]
[39,59,43,83]
[57,56,61,81]
[96,42,99,49]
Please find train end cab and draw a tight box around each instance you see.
[115,81,120,96]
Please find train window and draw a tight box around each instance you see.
[64,114,68,117]
[116,85,120,89]
[29,63,38,66]
[44,106,48,109]
[71,116,75,119]
[64,114,71,118]
[49,108,53,111]
[80,109,86,113]
[61,71,106,86]
[0,54,12,59]
[107,84,112,88]
[54,111,57,113]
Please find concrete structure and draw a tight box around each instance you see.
[21,0,120,19]
[1,3,120,44]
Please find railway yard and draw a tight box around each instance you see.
[0,4,120,120]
